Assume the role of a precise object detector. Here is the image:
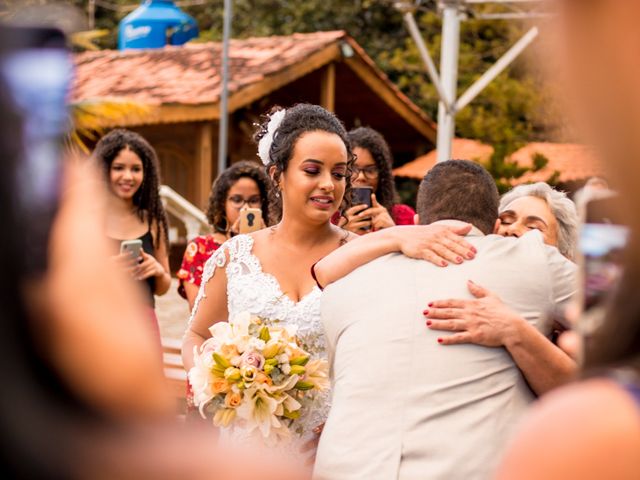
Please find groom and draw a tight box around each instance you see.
[314,160,576,480]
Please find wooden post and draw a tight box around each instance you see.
[88,0,95,29]
[197,122,213,210]
[320,62,336,112]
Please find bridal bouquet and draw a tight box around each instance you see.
[189,311,329,443]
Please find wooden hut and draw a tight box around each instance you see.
[72,31,437,210]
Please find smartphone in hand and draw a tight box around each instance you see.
[238,208,264,234]
[120,239,143,262]
[578,193,628,336]
[352,186,373,209]
[1,25,71,275]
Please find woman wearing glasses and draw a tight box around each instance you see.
[177,160,271,310]
[337,127,415,234]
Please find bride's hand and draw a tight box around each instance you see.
[300,423,324,466]
[391,223,476,266]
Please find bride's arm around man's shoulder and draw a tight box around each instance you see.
[314,223,475,289]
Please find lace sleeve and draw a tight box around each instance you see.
[188,244,229,325]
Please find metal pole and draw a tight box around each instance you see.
[455,26,538,112]
[436,2,460,163]
[402,11,450,111]
[217,0,232,176]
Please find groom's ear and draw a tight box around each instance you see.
[414,214,420,225]
[493,218,501,234]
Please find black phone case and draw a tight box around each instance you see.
[352,187,372,208]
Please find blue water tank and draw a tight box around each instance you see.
[118,0,199,50]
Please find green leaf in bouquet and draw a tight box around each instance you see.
[294,381,315,391]
[282,408,301,420]
[265,358,278,366]
[211,364,226,378]
[259,326,271,342]
[289,355,310,366]
[213,353,231,369]
[271,368,284,383]
[290,365,306,376]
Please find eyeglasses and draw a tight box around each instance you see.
[351,165,379,180]
[227,195,262,208]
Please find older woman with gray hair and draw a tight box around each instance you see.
[498,182,578,259]
[426,183,579,396]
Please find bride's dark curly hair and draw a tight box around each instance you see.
[253,104,355,223]
[93,129,168,250]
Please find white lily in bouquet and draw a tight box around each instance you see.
[189,311,329,445]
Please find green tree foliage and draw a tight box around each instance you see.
[487,146,548,194]
[187,0,404,44]
[192,1,564,188]
[374,8,562,187]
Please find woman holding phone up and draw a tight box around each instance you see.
[177,160,272,310]
[337,127,415,234]
[93,129,171,328]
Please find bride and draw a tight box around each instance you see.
[182,103,474,454]
[182,104,357,449]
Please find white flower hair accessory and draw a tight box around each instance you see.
[257,109,286,166]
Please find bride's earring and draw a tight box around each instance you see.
[269,167,280,198]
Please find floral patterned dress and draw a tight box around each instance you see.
[177,235,223,299]
[178,235,223,415]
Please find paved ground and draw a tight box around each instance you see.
[156,278,190,339]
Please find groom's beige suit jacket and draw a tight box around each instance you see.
[314,222,576,480]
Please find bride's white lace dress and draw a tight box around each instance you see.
[189,234,329,450]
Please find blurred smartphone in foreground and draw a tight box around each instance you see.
[578,193,628,336]
[0,25,72,275]
[238,208,264,234]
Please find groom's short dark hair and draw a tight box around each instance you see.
[416,160,499,234]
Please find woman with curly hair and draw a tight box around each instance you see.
[177,160,271,310]
[182,103,360,451]
[93,129,171,321]
[182,105,471,450]
[338,126,415,234]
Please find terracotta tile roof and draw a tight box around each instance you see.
[509,142,606,185]
[72,31,347,105]
[393,140,606,185]
[393,138,494,179]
